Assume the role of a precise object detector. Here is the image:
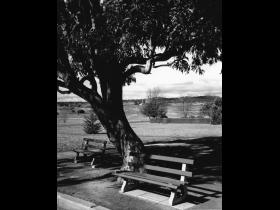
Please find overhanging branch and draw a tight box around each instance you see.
[57,89,71,94]
[123,48,181,78]
[153,60,176,68]
[57,80,71,94]
[80,74,98,92]
[123,59,154,78]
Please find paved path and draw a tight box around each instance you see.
[57,151,222,210]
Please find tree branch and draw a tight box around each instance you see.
[58,38,103,105]
[57,80,71,94]
[123,48,181,79]
[69,79,103,105]
[123,59,154,78]
[57,89,71,94]
[57,79,67,88]
[153,60,176,68]
[152,50,178,62]
[80,73,98,92]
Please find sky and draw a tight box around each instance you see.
[57,61,222,102]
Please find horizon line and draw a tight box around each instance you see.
[57,94,222,102]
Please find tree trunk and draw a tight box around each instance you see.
[107,109,145,171]
[92,104,145,171]
[89,68,145,172]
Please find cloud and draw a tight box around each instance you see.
[57,61,222,101]
[123,62,222,99]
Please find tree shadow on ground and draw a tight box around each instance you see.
[57,152,122,187]
[57,136,221,189]
[57,172,113,187]
[144,136,222,185]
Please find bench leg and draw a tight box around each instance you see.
[90,157,96,168]
[120,180,137,193]
[168,185,188,206]
[74,152,79,163]
[169,191,176,206]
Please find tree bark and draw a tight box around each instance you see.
[93,105,145,171]
[88,67,145,172]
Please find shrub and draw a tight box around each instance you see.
[134,100,142,105]
[141,98,167,119]
[83,112,102,134]
[201,103,212,117]
[200,97,222,124]
[211,98,222,124]
[140,87,168,119]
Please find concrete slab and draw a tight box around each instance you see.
[188,198,222,210]
[159,200,195,210]
[138,192,168,203]
[57,152,222,210]
[123,189,146,196]
[57,192,110,210]
[123,189,196,210]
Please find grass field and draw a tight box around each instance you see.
[57,103,221,152]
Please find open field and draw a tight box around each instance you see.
[57,103,221,152]
[57,101,222,209]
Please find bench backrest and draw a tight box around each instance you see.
[143,155,194,182]
[82,138,113,150]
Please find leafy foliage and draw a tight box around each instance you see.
[83,112,102,134]
[141,88,167,118]
[141,98,167,119]
[200,97,222,124]
[57,0,222,86]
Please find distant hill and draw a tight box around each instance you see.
[124,95,220,104]
[57,96,221,107]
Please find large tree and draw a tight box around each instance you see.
[57,0,222,171]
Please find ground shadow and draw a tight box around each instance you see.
[58,136,221,190]
[144,136,222,185]
[57,172,113,187]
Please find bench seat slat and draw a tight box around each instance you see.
[144,164,192,177]
[117,173,178,189]
[83,138,112,144]
[85,144,105,149]
[118,172,186,186]
[149,155,194,164]
[85,145,116,150]
[73,149,103,153]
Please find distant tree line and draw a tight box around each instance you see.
[200,97,222,124]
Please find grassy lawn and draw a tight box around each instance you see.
[57,102,222,209]
[57,103,221,152]
[57,118,221,152]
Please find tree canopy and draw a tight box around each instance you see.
[57,0,222,98]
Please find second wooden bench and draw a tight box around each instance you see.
[73,138,115,167]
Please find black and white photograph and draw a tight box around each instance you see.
[57,0,222,209]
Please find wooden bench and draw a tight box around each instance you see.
[73,138,115,167]
[115,155,194,206]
